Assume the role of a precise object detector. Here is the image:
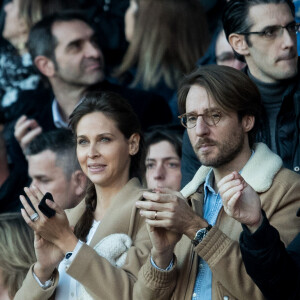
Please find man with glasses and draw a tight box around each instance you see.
[181,0,300,187]
[223,0,299,172]
[134,65,300,300]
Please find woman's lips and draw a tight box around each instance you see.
[88,164,106,173]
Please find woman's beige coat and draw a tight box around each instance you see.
[15,178,151,300]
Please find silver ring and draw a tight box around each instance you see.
[154,211,157,220]
[30,212,39,222]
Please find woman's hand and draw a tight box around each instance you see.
[136,189,184,268]
[147,224,181,269]
[20,186,78,253]
[217,171,263,232]
[32,232,64,283]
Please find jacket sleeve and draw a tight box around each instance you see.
[14,265,58,300]
[240,210,300,300]
[133,254,178,300]
[195,178,300,300]
[65,212,152,300]
[195,225,266,300]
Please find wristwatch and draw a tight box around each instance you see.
[191,224,212,246]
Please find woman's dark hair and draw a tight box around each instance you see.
[69,91,144,241]
[145,127,182,159]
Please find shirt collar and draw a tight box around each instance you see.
[52,99,69,129]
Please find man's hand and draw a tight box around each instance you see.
[217,171,263,232]
[14,115,42,152]
[136,188,208,239]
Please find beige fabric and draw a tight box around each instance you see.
[15,178,152,300]
[134,143,300,300]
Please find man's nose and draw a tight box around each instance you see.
[85,42,102,58]
[195,116,210,137]
[153,164,165,180]
[281,27,296,49]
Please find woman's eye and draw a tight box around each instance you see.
[168,162,180,168]
[146,163,155,169]
[100,137,110,142]
[78,139,88,145]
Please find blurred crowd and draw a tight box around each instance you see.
[0,0,299,299]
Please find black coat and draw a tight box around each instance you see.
[240,209,300,300]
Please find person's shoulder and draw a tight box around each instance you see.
[117,178,147,202]
[65,199,86,226]
[273,167,300,186]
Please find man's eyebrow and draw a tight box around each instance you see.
[259,20,296,32]
[186,107,221,114]
[33,175,48,180]
[66,39,82,50]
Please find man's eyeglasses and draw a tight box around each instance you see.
[178,111,222,129]
[238,23,300,40]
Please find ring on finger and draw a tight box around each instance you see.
[154,211,158,220]
[30,212,39,222]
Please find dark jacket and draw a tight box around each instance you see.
[240,209,300,300]
[243,65,300,174]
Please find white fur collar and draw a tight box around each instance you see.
[181,143,282,198]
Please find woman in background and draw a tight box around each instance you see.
[116,0,210,120]
[0,213,36,300]
[16,92,151,300]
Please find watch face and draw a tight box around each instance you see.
[192,225,212,246]
[196,228,207,240]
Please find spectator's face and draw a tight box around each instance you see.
[76,112,139,188]
[27,150,78,210]
[242,3,298,82]
[186,85,250,168]
[3,0,28,44]
[51,20,105,86]
[145,141,182,191]
[125,0,138,42]
[216,31,246,70]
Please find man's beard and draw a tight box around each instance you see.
[193,128,245,168]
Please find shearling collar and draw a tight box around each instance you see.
[181,143,282,198]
